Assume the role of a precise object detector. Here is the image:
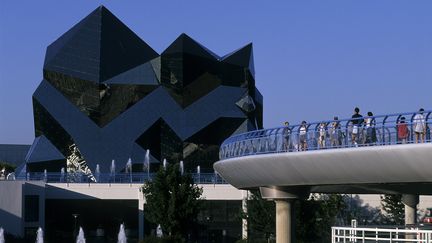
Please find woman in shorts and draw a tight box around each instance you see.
[299,121,308,151]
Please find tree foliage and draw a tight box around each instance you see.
[242,190,275,240]
[0,161,16,173]
[381,194,404,225]
[340,195,385,225]
[142,163,203,239]
[296,194,347,242]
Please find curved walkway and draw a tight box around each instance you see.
[215,110,432,195]
[220,110,432,160]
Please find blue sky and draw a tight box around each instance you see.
[0,1,431,144]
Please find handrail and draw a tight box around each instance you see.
[1,172,228,184]
[332,226,432,243]
[220,110,432,160]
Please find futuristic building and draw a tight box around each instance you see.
[24,6,263,175]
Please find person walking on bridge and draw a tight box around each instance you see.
[364,111,377,145]
[397,116,409,144]
[282,121,292,152]
[318,122,327,149]
[350,107,363,146]
[413,108,426,143]
[299,121,308,151]
[330,116,342,148]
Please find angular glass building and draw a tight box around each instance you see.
[24,6,263,175]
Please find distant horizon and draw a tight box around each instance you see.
[1,1,431,144]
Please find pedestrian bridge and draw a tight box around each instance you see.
[214,110,432,195]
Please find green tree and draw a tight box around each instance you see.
[0,161,16,178]
[381,194,404,225]
[142,163,203,240]
[242,190,275,241]
[296,194,346,243]
[0,161,16,172]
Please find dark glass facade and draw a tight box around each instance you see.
[24,195,39,222]
[25,6,263,173]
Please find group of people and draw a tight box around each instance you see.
[282,118,346,152]
[281,107,429,152]
[398,108,428,144]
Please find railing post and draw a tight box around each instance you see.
[375,228,378,242]
[343,229,346,243]
[351,219,357,243]
[426,112,431,142]
[331,228,335,243]
[382,115,388,145]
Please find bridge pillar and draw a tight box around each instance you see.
[275,199,293,243]
[260,186,309,243]
[402,194,419,225]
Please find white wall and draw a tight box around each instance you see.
[0,181,24,236]
[44,183,244,201]
[357,194,432,218]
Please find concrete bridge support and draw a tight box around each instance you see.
[402,194,419,225]
[260,186,309,243]
[275,199,293,243]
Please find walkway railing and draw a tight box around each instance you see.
[332,226,432,242]
[220,110,432,160]
[5,172,227,184]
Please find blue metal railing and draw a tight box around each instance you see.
[9,172,227,184]
[220,110,432,160]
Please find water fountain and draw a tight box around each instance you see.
[95,164,100,182]
[76,227,86,243]
[110,159,116,182]
[197,165,201,183]
[117,224,127,243]
[36,227,43,243]
[110,160,116,175]
[144,150,150,180]
[126,159,132,173]
[214,170,218,185]
[179,161,184,175]
[43,169,47,181]
[126,158,132,182]
[60,167,65,182]
[0,227,4,243]
[163,159,167,170]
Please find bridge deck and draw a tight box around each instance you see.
[214,143,432,194]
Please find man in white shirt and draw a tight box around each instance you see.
[299,121,308,151]
[413,108,426,143]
